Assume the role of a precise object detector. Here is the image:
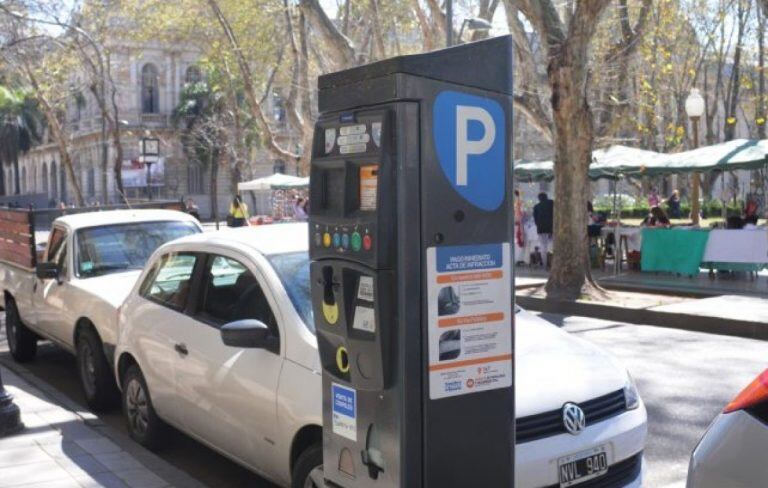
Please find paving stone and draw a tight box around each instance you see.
[0,428,62,449]
[14,479,81,488]
[54,454,110,478]
[56,423,101,442]
[72,439,120,456]
[111,468,167,488]
[74,473,129,488]
[0,446,53,469]
[35,409,79,426]
[0,459,72,487]
[37,442,87,460]
[91,453,142,472]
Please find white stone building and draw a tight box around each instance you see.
[13,40,291,218]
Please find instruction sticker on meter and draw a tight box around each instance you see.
[332,383,357,441]
[359,165,378,211]
[426,243,513,399]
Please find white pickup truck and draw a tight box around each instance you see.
[0,209,201,410]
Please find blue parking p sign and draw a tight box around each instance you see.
[433,91,506,211]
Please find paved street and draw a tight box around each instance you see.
[544,313,768,488]
[1,313,766,487]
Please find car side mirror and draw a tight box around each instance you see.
[220,319,274,349]
[36,262,59,280]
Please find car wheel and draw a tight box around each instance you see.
[4,296,37,362]
[76,327,119,411]
[122,363,165,450]
[292,444,323,488]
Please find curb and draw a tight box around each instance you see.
[0,355,208,488]
[516,295,768,341]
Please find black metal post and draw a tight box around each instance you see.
[0,367,22,436]
[145,161,153,201]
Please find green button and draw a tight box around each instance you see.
[351,232,362,251]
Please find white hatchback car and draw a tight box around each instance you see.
[114,224,646,488]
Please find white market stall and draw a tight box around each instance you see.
[238,174,310,219]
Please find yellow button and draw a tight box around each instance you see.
[323,233,331,248]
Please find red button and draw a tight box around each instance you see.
[363,235,372,251]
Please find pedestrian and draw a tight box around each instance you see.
[514,190,525,248]
[186,197,201,221]
[642,206,670,227]
[667,190,682,219]
[745,195,758,219]
[533,192,554,266]
[293,197,308,221]
[647,188,660,208]
[228,195,249,227]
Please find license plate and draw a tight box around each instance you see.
[558,446,609,487]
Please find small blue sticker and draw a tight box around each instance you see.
[332,383,357,441]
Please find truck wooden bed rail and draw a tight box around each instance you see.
[0,200,185,270]
[0,209,35,270]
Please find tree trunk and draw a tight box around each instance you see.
[545,60,594,299]
[207,0,301,165]
[758,5,766,139]
[23,65,84,206]
[210,149,219,228]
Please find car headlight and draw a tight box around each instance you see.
[624,374,640,410]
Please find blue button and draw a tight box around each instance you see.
[333,233,341,248]
[341,234,350,249]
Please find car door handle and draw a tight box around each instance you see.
[174,343,188,356]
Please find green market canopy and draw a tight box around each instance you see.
[513,139,768,181]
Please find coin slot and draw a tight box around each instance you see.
[336,346,350,374]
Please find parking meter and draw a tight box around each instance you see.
[309,36,515,487]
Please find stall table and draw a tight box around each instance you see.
[640,228,711,276]
[702,228,768,272]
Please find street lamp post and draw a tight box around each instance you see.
[446,0,453,46]
[145,161,154,201]
[685,88,705,226]
[0,368,22,436]
[141,137,160,202]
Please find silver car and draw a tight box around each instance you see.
[687,368,768,487]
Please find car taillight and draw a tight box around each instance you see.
[723,369,768,414]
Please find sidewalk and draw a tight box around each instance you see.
[0,366,205,488]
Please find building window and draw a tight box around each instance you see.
[42,162,48,195]
[187,163,203,194]
[272,93,285,124]
[185,65,202,85]
[87,167,96,197]
[273,160,285,174]
[141,63,160,114]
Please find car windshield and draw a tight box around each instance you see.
[267,251,313,332]
[76,221,200,278]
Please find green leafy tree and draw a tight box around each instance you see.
[173,81,230,223]
[0,86,40,196]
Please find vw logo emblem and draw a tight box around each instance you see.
[562,403,586,436]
